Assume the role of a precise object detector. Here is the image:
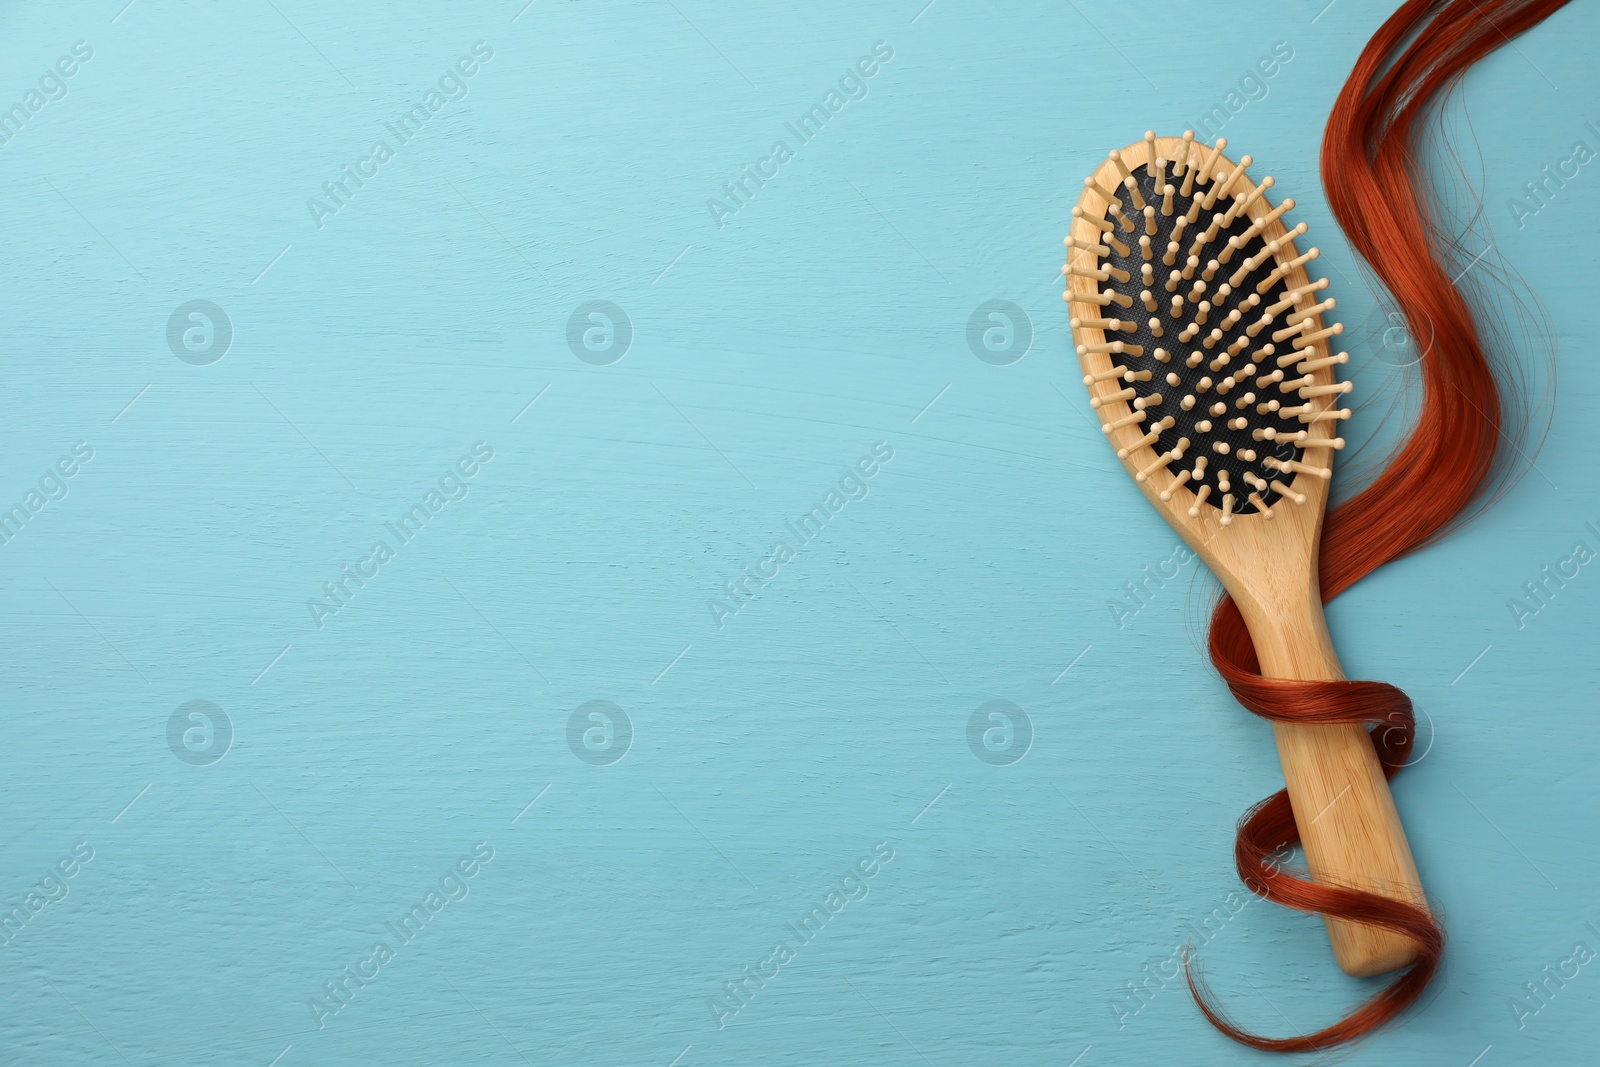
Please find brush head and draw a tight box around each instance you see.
[1067,133,1350,527]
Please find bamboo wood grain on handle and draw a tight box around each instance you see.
[1237,587,1430,978]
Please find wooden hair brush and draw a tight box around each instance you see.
[1065,131,1428,978]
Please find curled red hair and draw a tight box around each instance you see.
[1185,0,1572,1052]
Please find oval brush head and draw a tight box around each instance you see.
[1066,131,1350,526]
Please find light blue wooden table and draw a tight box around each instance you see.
[2,1,1596,1064]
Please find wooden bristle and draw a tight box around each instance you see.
[1077,339,1142,355]
[1296,322,1344,348]
[1070,316,1135,332]
[1102,408,1146,429]
[1116,416,1177,459]
[1174,130,1195,179]
[1160,468,1191,501]
[1271,479,1308,505]
[1287,297,1337,326]
[1089,386,1136,409]
[1224,175,1273,224]
[1064,289,1114,306]
[1179,140,1201,195]
[1108,149,1134,185]
[1073,206,1114,234]
[1085,176,1120,205]
[1293,352,1350,374]
[1124,176,1147,211]
[1259,256,1323,296]
[1065,235,1111,258]
[1197,139,1227,201]
[1266,278,1329,317]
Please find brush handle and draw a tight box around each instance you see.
[1240,589,1430,978]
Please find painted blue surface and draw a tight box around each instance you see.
[1,2,1596,1064]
